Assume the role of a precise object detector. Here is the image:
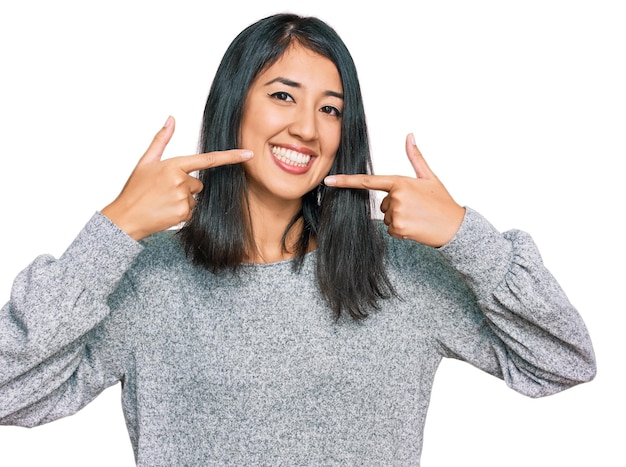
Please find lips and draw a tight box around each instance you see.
[270,145,313,168]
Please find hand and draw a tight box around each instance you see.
[324,133,465,247]
[101,116,253,241]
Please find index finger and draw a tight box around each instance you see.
[174,149,254,173]
[324,174,397,192]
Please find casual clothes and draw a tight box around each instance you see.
[0,208,596,466]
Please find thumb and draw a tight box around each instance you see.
[138,116,176,165]
[406,133,436,180]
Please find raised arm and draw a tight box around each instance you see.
[327,134,596,396]
[1,118,253,425]
[435,207,596,396]
[324,133,465,247]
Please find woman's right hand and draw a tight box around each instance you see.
[101,116,253,241]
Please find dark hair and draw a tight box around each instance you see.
[179,13,395,319]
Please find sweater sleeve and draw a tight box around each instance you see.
[0,212,143,426]
[435,207,596,397]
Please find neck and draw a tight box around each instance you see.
[244,193,306,264]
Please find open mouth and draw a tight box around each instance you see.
[270,145,313,168]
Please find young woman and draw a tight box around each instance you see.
[0,13,595,466]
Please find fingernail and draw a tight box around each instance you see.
[241,150,254,160]
[409,133,416,147]
[324,176,336,186]
[163,116,172,128]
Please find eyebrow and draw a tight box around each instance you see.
[264,76,344,99]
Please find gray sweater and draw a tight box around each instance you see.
[0,207,595,466]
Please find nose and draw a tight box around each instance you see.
[288,106,318,142]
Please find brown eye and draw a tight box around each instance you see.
[320,105,342,117]
[269,91,294,102]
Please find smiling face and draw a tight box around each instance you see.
[239,42,343,206]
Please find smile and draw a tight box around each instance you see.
[270,145,312,168]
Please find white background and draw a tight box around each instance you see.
[1,1,623,465]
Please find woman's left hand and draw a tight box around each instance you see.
[324,134,465,248]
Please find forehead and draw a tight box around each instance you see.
[255,42,343,92]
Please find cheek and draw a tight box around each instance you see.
[320,143,340,175]
[322,125,342,162]
[239,114,261,148]
[240,104,286,147]
[332,128,342,153]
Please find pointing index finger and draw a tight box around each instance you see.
[324,174,396,192]
[175,149,254,173]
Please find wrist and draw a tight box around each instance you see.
[101,201,146,242]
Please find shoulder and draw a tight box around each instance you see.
[124,229,191,287]
[376,220,448,276]
[138,229,186,262]
[376,220,475,306]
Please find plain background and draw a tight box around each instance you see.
[1,1,623,465]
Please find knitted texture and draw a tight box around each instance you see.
[0,208,596,466]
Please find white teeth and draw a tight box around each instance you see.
[271,146,311,167]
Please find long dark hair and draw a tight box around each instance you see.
[179,13,395,319]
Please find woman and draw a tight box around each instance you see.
[0,13,595,466]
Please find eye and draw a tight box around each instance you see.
[320,105,342,118]
[269,91,294,102]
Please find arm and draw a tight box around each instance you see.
[0,213,143,426]
[436,207,596,396]
[326,133,596,396]
[1,118,254,425]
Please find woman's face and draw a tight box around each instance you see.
[239,42,343,205]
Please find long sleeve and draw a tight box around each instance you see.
[435,207,596,397]
[0,212,143,426]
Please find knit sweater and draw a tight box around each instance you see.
[0,207,596,466]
